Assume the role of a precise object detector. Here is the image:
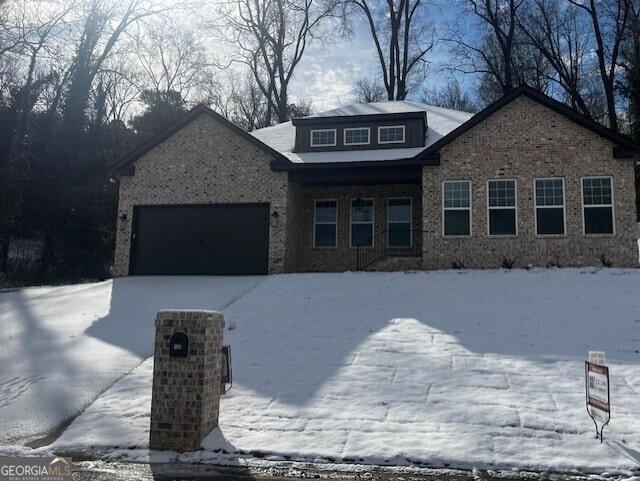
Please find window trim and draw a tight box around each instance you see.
[378,125,405,144]
[310,129,337,147]
[487,179,518,236]
[350,197,375,248]
[387,197,413,248]
[313,199,338,248]
[442,180,472,237]
[534,177,566,236]
[581,176,616,235]
[344,127,371,146]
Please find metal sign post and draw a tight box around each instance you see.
[585,360,610,443]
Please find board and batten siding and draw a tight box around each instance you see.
[294,118,425,152]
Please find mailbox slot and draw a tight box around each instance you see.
[169,332,189,357]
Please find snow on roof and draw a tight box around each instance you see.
[250,101,474,164]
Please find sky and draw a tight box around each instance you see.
[289,14,463,111]
[211,0,469,113]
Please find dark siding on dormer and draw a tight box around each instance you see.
[293,115,426,153]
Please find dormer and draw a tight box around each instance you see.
[291,110,428,153]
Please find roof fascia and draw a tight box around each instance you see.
[271,155,438,172]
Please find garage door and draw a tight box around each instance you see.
[129,204,269,275]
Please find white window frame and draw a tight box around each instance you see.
[442,181,472,237]
[310,129,337,147]
[387,197,413,248]
[534,177,566,236]
[378,125,405,144]
[487,179,518,236]
[344,127,371,146]
[313,199,338,248]
[581,176,616,235]
[350,198,374,248]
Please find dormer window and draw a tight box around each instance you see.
[378,125,405,144]
[344,127,370,146]
[310,129,336,147]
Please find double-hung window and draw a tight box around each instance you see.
[310,129,336,147]
[388,198,412,247]
[582,177,614,234]
[351,199,374,247]
[314,200,337,247]
[344,128,370,146]
[378,125,405,144]
[488,179,517,235]
[535,178,565,235]
[443,181,471,236]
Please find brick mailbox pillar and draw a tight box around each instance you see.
[149,310,225,452]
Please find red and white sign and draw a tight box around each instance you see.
[586,362,610,414]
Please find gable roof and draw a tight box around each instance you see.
[109,104,290,176]
[418,85,640,162]
[111,87,639,177]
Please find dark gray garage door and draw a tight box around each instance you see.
[129,204,269,275]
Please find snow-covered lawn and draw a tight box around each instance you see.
[0,276,265,445]
[2,269,640,476]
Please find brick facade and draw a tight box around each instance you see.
[114,95,638,275]
[149,310,224,452]
[422,96,638,269]
[289,184,422,272]
[113,113,289,276]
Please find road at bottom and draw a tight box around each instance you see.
[70,460,576,481]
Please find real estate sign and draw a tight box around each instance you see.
[585,361,610,440]
[586,362,610,412]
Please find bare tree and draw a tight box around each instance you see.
[129,19,210,104]
[621,0,640,140]
[7,0,77,151]
[421,78,479,112]
[519,0,596,119]
[520,0,631,130]
[59,0,173,142]
[344,0,433,100]
[445,0,554,104]
[353,76,386,102]
[222,0,338,124]
[566,0,630,131]
[447,0,523,98]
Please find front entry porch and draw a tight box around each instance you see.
[285,182,423,273]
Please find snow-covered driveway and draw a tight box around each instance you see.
[0,276,264,444]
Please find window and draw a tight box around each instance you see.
[488,179,517,235]
[443,181,471,236]
[388,198,412,247]
[378,125,405,144]
[310,129,336,147]
[582,177,614,234]
[351,198,374,247]
[344,128,370,146]
[314,200,337,247]
[535,178,565,235]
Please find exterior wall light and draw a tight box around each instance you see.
[270,211,279,228]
